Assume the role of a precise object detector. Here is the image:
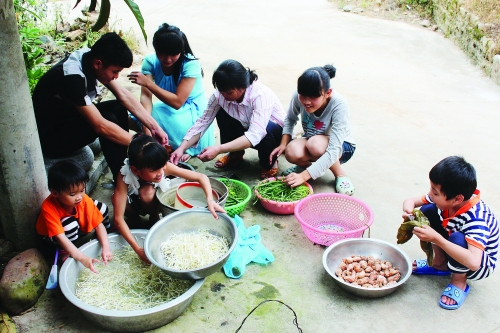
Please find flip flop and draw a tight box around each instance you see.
[413,259,451,276]
[439,284,470,310]
[335,176,355,196]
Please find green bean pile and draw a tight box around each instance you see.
[220,179,247,206]
[254,178,311,203]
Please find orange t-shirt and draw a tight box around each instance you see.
[36,193,104,237]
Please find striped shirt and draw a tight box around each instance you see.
[423,190,499,275]
[184,80,285,146]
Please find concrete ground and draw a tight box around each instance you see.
[15,0,500,332]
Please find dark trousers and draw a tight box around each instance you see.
[216,109,283,170]
[39,100,129,181]
[420,204,469,271]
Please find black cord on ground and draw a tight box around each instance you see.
[234,299,303,333]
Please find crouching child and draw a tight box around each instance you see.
[36,160,112,273]
[402,156,498,310]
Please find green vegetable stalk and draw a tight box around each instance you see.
[397,209,434,266]
[253,177,311,203]
[219,179,246,207]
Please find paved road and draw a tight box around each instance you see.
[16,0,500,332]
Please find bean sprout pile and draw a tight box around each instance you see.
[75,246,193,311]
[160,230,229,270]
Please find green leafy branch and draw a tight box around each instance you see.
[73,0,147,44]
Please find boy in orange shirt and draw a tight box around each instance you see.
[36,160,112,273]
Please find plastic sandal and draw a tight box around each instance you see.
[335,176,355,196]
[413,259,451,276]
[439,284,470,310]
[214,153,244,168]
[281,165,305,176]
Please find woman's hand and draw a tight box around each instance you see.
[207,201,226,219]
[170,147,186,165]
[269,145,286,165]
[197,146,221,162]
[128,71,151,88]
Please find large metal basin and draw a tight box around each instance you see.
[322,238,412,298]
[59,230,204,332]
[145,209,238,280]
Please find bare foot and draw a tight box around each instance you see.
[441,273,468,306]
[180,153,192,162]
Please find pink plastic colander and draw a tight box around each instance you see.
[294,193,374,246]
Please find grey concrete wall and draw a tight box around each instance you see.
[433,0,500,84]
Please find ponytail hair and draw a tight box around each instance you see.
[212,59,258,92]
[128,135,168,171]
[152,23,198,82]
[297,64,336,98]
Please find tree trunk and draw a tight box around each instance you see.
[0,0,49,250]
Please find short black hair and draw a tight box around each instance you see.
[48,160,89,192]
[429,156,477,200]
[128,134,168,170]
[89,32,133,68]
[212,59,257,92]
[297,65,336,98]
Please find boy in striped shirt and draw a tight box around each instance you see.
[402,156,498,310]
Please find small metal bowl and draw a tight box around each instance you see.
[59,230,204,332]
[322,238,412,298]
[144,209,238,280]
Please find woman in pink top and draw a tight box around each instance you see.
[171,59,286,179]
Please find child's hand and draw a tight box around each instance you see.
[101,248,113,265]
[412,225,439,243]
[401,212,413,221]
[134,247,151,264]
[207,200,226,219]
[269,145,286,165]
[284,172,306,188]
[402,198,416,215]
[81,256,100,274]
